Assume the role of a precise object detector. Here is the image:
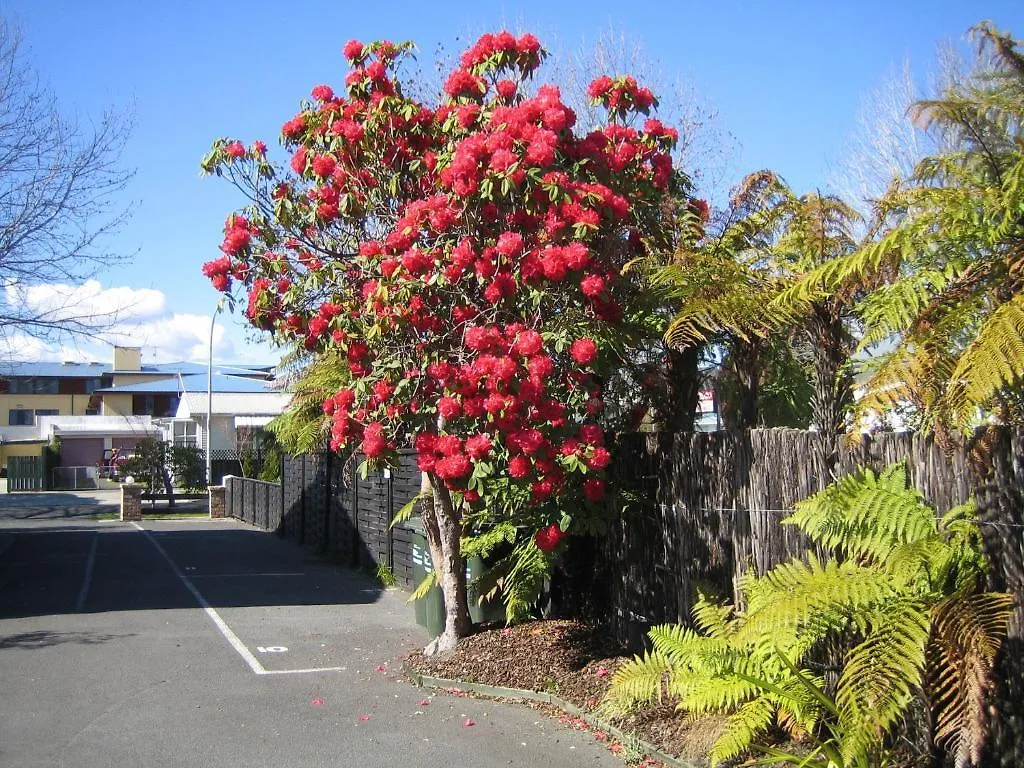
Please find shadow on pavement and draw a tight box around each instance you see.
[0,525,388,620]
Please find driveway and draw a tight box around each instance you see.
[0,513,620,767]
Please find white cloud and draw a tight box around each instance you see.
[0,279,280,366]
[5,279,167,323]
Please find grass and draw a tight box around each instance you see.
[88,510,211,521]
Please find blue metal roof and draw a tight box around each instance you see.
[95,371,275,394]
[0,361,109,378]
[0,359,272,379]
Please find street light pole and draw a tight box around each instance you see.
[206,299,224,486]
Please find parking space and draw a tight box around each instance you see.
[0,515,623,768]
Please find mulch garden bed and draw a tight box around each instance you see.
[405,619,726,766]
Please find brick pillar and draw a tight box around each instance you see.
[209,485,226,519]
[120,483,143,522]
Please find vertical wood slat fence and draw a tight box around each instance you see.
[223,450,421,588]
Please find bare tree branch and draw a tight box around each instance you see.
[0,18,134,344]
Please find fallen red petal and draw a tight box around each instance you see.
[463,719,476,727]
[311,697,324,707]
[359,714,371,721]
[419,699,430,706]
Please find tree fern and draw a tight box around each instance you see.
[776,23,1024,435]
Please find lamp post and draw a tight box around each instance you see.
[206,299,224,487]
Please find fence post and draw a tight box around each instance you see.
[209,485,227,519]
[120,483,143,522]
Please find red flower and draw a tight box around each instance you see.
[496,79,517,101]
[465,434,492,459]
[579,274,605,297]
[438,396,461,420]
[436,453,471,480]
[512,329,543,357]
[311,84,335,102]
[534,523,564,552]
[224,141,245,158]
[579,424,604,445]
[570,338,598,366]
[362,423,389,458]
[282,115,305,139]
[312,155,337,179]
[343,39,364,61]
[508,456,531,479]
[583,478,606,502]
[587,75,613,100]
[586,446,611,470]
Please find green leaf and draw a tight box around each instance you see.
[407,571,436,603]
[390,492,427,528]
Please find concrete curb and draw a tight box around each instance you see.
[404,666,700,768]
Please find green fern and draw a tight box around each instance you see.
[605,463,1012,767]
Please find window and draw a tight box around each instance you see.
[34,409,59,419]
[84,378,101,394]
[9,378,58,394]
[172,421,197,448]
[8,409,33,425]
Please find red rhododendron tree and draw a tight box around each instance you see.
[201,32,681,653]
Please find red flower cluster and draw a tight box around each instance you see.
[458,30,543,74]
[534,523,565,552]
[587,75,656,114]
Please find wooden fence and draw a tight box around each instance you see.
[224,451,421,588]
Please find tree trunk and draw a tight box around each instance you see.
[420,471,471,655]
[728,337,762,429]
[663,345,701,433]
[806,303,853,478]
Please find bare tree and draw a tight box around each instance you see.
[548,27,738,199]
[0,18,133,343]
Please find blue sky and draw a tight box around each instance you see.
[1,0,1021,365]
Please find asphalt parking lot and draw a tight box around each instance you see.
[0,505,620,767]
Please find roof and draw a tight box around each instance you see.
[46,415,161,438]
[0,361,108,378]
[95,372,276,395]
[0,359,273,379]
[179,391,291,417]
[0,415,161,443]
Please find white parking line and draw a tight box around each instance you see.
[129,522,346,676]
[75,533,99,612]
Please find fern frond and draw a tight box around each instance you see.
[709,695,777,766]
[691,595,737,640]
[391,492,428,528]
[406,571,436,603]
[501,539,551,623]
[461,522,517,559]
[927,592,1015,767]
[836,599,931,766]
[740,556,893,646]
[947,294,1024,420]
[605,650,672,709]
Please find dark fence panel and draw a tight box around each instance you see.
[224,475,282,531]
[230,451,419,587]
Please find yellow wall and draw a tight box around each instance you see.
[100,393,134,416]
[113,346,141,371]
[0,394,80,425]
[1,441,44,469]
